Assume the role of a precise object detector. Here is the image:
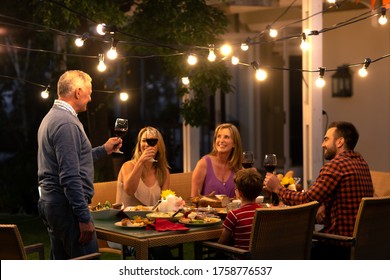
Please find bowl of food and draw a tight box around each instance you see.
[123,205,154,218]
[89,201,122,220]
[146,211,184,221]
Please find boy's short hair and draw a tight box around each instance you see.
[234,169,263,201]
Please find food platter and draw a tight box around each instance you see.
[146,212,184,221]
[114,221,146,229]
[178,217,222,226]
[123,206,154,218]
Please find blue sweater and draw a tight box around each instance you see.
[37,105,106,222]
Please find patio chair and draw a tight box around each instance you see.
[312,196,390,260]
[200,201,319,259]
[0,224,101,260]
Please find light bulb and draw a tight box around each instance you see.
[315,77,325,88]
[107,48,117,60]
[97,61,106,72]
[241,43,249,51]
[96,23,106,35]
[181,77,190,85]
[119,92,129,101]
[269,29,278,38]
[358,67,368,77]
[231,56,239,65]
[300,40,309,51]
[379,15,387,25]
[187,54,197,65]
[41,89,49,99]
[255,69,267,81]
[208,50,216,62]
[220,44,232,56]
[75,38,84,47]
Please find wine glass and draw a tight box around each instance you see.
[263,154,278,205]
[242,151,255,169]
[145,128,158,162]
[113,118,128,154]
[263,154,277,173]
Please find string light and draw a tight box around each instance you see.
[74,32,89,47]
[96,23,107,35]
[358,58,371,77]
[315,67,326,88]
[220,44,232,57]
[40,87,49,99]
[106,38,118,60]
[97,54,107,72]
[181,76,190,85]
[119,91,129,101]
[187,54,197,65]
[378,7,387,25]
[207,47,216,62]
[231,56,239,65]
[267,25,278,38]
[241,38,250,51]
[300,32,309,52]
[251,61,267,81]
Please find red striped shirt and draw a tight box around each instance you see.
[222,203,262,250]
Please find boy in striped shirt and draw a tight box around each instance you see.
[219,168,263,250]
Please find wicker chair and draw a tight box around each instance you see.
[313,196,390,260]
[200,201,319,260]
[0,224,101,260]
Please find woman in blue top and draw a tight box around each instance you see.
[191,123,243,198]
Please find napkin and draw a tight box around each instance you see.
[146,218,189,231]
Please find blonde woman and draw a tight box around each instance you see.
[116,126,170,207]
[191,123,243,198]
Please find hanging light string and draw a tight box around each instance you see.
[0,1,389,89]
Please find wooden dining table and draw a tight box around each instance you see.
[94,218,223,259]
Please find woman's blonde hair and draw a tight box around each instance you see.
[210,123,243,171]
[131,126,169,186]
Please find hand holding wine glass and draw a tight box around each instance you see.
[242,151,255,169]
[113,118,128,154]
[146,128,158,162]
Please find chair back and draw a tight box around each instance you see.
[0,224,28,260]
[249,201,319,260]
[352,196,390,259]
[169,172,193,200]
[91,180,117,206]
[370,171,390,197]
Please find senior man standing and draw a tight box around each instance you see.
[37,70,122,259]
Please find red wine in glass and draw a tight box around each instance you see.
[264,164,276,173]
[146,128,158,162]
[114,129,127,138]
[113,118,128,154]
[263,154,279,205]
[146,138,158,147]
[242,162,254,169]
[242,151,254,169]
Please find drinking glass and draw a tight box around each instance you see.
[263,154,279,205]
[263,154,277,173]
[146,128,158,162]
[242,151,255,169]
[113,118,128,154]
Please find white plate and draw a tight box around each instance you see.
[114,221,146,229]
[90,208,121,220]
[146,212,184,221]
[123,206,154,218]
[179,217,221,226]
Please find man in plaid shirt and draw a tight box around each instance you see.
[264,121,373,259]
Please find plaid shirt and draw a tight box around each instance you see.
[279,150,373,236]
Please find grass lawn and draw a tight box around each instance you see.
[0,214,195,260]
